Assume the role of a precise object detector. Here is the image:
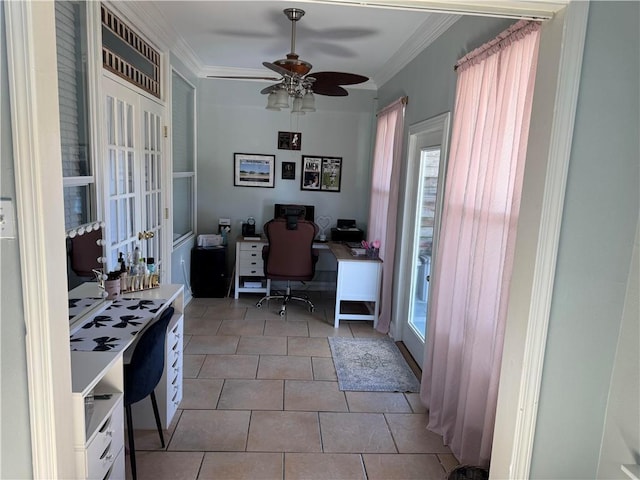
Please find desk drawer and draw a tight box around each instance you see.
[239,251,264,276]
[86,398,124,479]
[239,242,266,252]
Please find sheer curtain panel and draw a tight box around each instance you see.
[420,20,541,467]
[367,97,406,334]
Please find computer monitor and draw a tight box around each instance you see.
[274,204,315,223]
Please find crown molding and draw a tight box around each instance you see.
[104,1,204,77]
[373,13,460,87]
[201,66,279,80]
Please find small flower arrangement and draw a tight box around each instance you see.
[362,239,381,258]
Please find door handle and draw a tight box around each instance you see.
[138,230,155,240]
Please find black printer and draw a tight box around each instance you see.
[330,219,364,242]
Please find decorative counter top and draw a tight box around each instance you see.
[70,297,166,352]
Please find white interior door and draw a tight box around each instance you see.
[103,75,165,276]
[396,113,450,366]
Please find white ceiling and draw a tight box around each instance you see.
[118,1,566,90]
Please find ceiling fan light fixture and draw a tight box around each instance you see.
[266,91,281,111]
[291,96,305,115]
[274,88,290,108]
[301,92,316,112]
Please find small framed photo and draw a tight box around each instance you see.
[234,153,275,188]
[320,156,342,192]
[278,131,302,150]
[281,161,296,180]
[301,156,322,190]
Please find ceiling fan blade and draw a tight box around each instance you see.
[260,84,281,95]
[307,71,368,86]
[312,84,348,97]
[263,61,293,78]
[207,75,280,81]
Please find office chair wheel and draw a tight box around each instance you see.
[279,309,286,317]
[309,306,315,313]
[256,301,263,308]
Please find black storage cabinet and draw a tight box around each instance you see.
[191,246,227,297]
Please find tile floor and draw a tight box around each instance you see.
[126,291,458,479]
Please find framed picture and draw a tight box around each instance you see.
[301,156,342,192]
[301,156,322,190]
[320,156,342,192]
[234,153,275,188]
[281,161,296,180]
[277,131,302,150]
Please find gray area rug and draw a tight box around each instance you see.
[328,336,421,392]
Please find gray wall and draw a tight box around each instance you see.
[597,221,639,478]
[196,79,376,271]
[530,2,639,478]
[0,2,33,478]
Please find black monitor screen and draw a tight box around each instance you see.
[274,204,315,223]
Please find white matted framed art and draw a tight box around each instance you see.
[234,153,275,188]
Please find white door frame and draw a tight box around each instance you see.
[5,2,587,478]
[4,2,76,478]
[394,112,451,366]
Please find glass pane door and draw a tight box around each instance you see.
[103,77,165,278]
[398,113,450,367]
[140,99,164,273]
[408,148,441,341]
[104,81,139,269]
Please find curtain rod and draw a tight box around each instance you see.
[377,96,408,116]
[454,20,541,71]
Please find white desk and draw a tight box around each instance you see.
[68,283,184,479]
[234,238,382,328]
[329,243,382,328]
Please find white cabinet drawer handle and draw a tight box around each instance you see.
[100,442,112,460]
[98,416,112,433]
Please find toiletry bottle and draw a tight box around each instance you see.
[118,252,126,273]
[131,246,140,275]
[146,257,156,273]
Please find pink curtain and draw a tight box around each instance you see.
[420,21,540,467]
[367,97,406,333]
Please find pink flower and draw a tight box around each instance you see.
[361,240,369,249]
[372,240,381,249]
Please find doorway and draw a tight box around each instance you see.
[396,113,450,366]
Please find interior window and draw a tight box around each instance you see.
[55,0,95,230]
[171,69,196,244]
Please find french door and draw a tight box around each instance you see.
[103,75,165,277]
[397,113,450,366]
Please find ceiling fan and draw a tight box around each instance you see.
[208,8,369,111]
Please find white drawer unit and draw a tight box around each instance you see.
[234,238,271,298]
[333,256,383,328]
[71,351,125,480]
[85,398,124,479]
[129,287,184,429]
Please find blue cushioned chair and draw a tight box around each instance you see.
[124,305,174,480]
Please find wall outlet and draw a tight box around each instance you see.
[0,199,17,239]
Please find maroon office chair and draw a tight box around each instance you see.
[256,216,319,316]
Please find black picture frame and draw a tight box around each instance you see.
[301,156,322,190]
[300,156,343,192]
[281,161,296,180]
[278,131,302,150]
[320,156,342,192]
[233,153,275,188]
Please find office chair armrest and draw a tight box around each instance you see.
[262,245,269,260]
[312,249,319,265]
